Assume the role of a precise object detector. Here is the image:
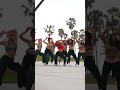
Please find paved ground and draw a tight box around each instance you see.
[35,61,85,90]
[1,61,116,90]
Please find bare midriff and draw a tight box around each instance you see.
[79,46,85,53]
[5,51,16,58]
[46,43,52,49]
[105,47,119,63]
[69,45,74,50]
[63,45,67,51]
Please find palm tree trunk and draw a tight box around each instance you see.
[48,34,50,37]
[35,0,44,11]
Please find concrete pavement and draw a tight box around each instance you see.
[35,61,85,90]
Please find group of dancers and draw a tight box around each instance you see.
[85,27,120,90]
[35,36,85,66]
[35,27,120,90]
[0,27,35,90]
[0,26,120,90]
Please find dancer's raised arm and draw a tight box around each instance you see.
[19,27,31,44]
[43,37,48,44]
[0,31,7,45]
[100,30,109,44]
[73,39,77,45]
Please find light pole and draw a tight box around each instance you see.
[35,0,44,11]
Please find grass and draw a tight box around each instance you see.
[36,55,84,62]
[36,55,42,61]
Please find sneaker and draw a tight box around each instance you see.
[75,64,79,66]
[63,64,66,66]
[55,64,57,66]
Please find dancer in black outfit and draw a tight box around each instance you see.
[100,30,120,90]
[35,38,43,61]
[85,28,102,90]
[43,37,54,65]
[54,40,66,66]
[67,39,78,66]
[50,44,55,63]
[63,40,68,57]
[58,40,68,64]
[0,30,21,87]
[77,39,85,65]
[19,27,35,90]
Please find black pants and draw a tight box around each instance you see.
[54,51,66,65]
[44,54,53,63]
[18,53,35,90]
[85,56,102,89]
[35,50,43,58]
[35,50,43,61]
[78,52,85,65]
[63,50,68,57]
[0,55,21,86]
[43,48,54,65]
[102,61,120,90]
[67,50,78,64]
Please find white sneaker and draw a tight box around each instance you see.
[75,64,79,66]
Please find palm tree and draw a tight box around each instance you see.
[66,17,76,31]
[107,7,120,30]
[71,30,79,40]
[79,29,85,41]
[108,7,119,19]
[63,33,68,40]
[21,0,35,26]
[87,10,106,33]
[85,0,95,15]
[85,0,95,27]
[66,17,76,39]
[44,25,55,37]
[0,8,4,18]
[58,28,64,40]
